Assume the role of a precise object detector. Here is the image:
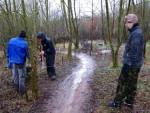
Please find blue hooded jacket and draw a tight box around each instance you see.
[7,37,29,67]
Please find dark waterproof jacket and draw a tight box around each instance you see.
[41,37,56,67]
[123,24,144,68]
[41,38,56,56]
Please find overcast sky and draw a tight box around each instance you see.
[49,0,101,16]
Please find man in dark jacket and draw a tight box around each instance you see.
[7,31,29,95]
[37,32,56,80]
[108,14,144,109]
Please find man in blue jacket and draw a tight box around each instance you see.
[37,32,56,80]
[7,31,29,95]
[108,14,144,109]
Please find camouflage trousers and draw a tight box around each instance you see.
[114,64,141,104]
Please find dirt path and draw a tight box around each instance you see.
[46,53,96,113]
[29,53,97,113]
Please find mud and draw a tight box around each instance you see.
[29,53,96,113]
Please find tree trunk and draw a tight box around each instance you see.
[67,0,73,60]
[13,0,18,34]
[101,0,106,44]
[68,39,72,60]
[105,0,115,65]
[73,0,79,49]
[45,0,49,34]
[4,0,14,35]
[105,0,124,67]
[61,0,74,60]
[90,0,94,55]
[21,0,28,31]
[112,53,118,68]
[30,0,39,99]
[141,0,146,58]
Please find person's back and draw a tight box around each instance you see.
[8,37,29,64]
[7,31,29,96]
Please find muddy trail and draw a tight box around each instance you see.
[29,52,100,113]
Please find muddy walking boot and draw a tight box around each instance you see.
[108,100,121,108]
[123,98,134,109]
[47,66,56,80]
[124,102,133,109]
[50,75,56,81]
[48,72,56,81]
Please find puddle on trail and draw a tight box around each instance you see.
[46,53,96,113]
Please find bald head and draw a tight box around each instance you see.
[125,14,138,24]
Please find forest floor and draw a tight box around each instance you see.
[91,46,150,113]
[29,52,96,113]
[0,52,79,113]
[0,44,150,113]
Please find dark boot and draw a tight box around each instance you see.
[124,99,134,109]
[51,75,56,80]
[108,100,121,108]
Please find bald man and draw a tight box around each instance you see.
[108,14,144,109]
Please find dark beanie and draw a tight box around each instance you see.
[19,30,26,38]
[37,32,46,40]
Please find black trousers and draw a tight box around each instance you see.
[45,54,56,77]
[114,64,141,104]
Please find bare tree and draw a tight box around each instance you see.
[105,0,125,67]
[89,0,94,55]
[29,0,39,99]
[73,0,79,49]
[100,0,106,44]
[4,0,14,35]
[140,0,147,57]
[61,0,79,60]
